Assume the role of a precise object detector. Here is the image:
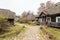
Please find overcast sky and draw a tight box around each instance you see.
[0,0,60,15]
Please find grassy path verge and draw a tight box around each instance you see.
[39,26,51,40]
[0,23,26,40]
[43,26,60,40]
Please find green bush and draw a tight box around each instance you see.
[18,19,24,23]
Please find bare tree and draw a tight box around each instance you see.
[21,11,27,18]
[37,0,54,15]
[46,1,54,9]
[20,11,35,23]
[37,3,45,14]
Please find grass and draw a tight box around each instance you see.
[44,27,60,40]
[0,22,26,40]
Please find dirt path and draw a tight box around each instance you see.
[5,25,48,40]
[13,25,41,40]
[13,24,50,40]
[22,26,40,40]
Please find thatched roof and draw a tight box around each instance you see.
[22,13,35,21]
[0,9,16,19]
[45,2,60,15]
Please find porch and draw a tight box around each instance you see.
[47,22,60,27]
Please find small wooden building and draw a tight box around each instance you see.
[0,9,16,25]
[37,2,60,27]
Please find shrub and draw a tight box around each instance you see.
[0,14,10,32]
[40,27,43,29]
[18,19,24,23]
[23,26,25,28]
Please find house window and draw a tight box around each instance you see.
[56,17,60,23]
[38,18,42,23]
[46,17,51,23]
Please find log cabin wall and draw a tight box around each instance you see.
[51,14,60,22]
[47,13,60,27]
[51,16,56,22]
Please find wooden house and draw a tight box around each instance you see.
[37,2,60,27]
[0,9,16,25]
[36,11,47,25]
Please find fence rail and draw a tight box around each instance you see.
[47,22,60,27]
